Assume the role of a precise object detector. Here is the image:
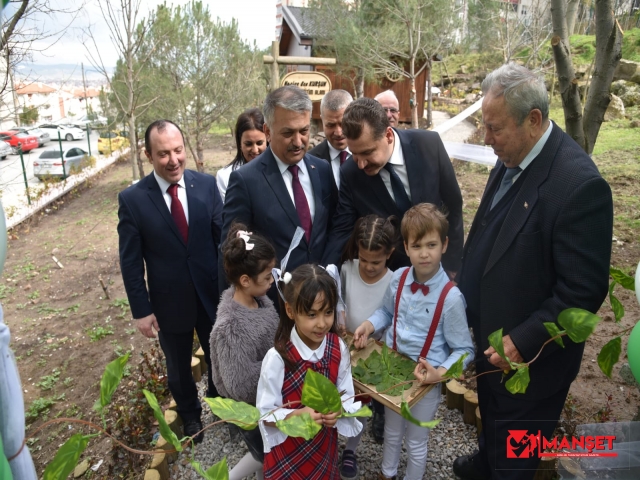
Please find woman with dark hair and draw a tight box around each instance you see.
[216,108,267,202]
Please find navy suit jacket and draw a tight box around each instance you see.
[457,124,613,400]
[118,170,222,333]
[221,147,337,285]
[322,129,464,272]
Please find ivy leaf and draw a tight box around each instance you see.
[143,389,182,451]
[543,322,565,348]
[340,405,373,418]
[505,367,530,394]
[192,457,229,480]
[94,353,130,412]
[400,401,440,428]
[42,434,90,480]
[488,329,511,367]
[557,308,600,343]
[610,266,635,291]
[381,343,390,370]
[276,413,322,440]
[441,352,469,380]
[203,397,260,430]
[597,337,622,378]
[608,281,625,323]
[300,369,342,414]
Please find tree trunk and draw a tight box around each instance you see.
[129,114,143,179]
[356,68,365,99]
[409,55,419,128]
[126,45,139,181]
[426,64,433,129]
[196,135,205,172]
[566,0,580,35]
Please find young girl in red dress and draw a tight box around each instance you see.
[256,264,363,480]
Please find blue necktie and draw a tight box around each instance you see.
[491,166,521,209]
[383,163,411,213]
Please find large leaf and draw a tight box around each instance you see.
[488,329,510,366]
[543,322,565,348]
[441,352,469,380]
[610,266,635,291]
[276,413,322,440]
[192,457,229,480]
[505,367,530,394]
[143,389,182,451]
[204,397,260,430]
[557,309,600,343]
[340,405,373,418]
[608,281,625,323]
[42,434,90,480]
[95,353,130,412]
[597,337,622,378]
[400,401,440,428]
[300,369,342,414]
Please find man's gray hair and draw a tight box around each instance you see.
[482,63,549,124]
[374,89,398,102]
[320,89,353,114]
[263,85,312,127]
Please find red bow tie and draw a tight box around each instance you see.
[410,282,429,296]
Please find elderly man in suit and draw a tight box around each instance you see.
[118,120,222,444]
[222,86,337,292]
[309,89,353,188]
[374,90,400,127]
[454,63,613,480]
[322,97,463,275]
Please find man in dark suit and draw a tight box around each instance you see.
[322,97,464,275]
[454,64,613,479]
[309,89,353,188]
[118,120,222,444]
[222,86,337,291]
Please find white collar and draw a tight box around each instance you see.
[327,141,349,161]
[291,325,326,361]
[154,170,185,193]
[272,148,307,176]
[518,120,553,172]
[388,129,404,167]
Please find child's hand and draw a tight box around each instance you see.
[321,411,340,428]
[414,358,446,385]
[287,406,323,425]
[353,321,374,349]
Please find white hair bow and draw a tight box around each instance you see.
[272,227,305,300]
[236,230,254,251]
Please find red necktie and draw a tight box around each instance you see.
[339,150,349,165]
[288,165,312,243]
[410,282,429,296]
[168,183,188,243]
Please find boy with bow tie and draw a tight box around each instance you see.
[354,203,474,480]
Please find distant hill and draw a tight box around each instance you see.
[15,63,113,86]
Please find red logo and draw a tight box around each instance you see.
[506,430,540,458]
[506,430,618,458]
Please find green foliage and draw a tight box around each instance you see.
[610,266,636,291]
[87,323,114,341]
[95,354,130,413]
[25,396,57,421]
[301,369,343,414]
[42,434,90,480]
[598,337,622,378]
[37,368,61,391]
[543,322,565,348]
[192,458,229,480]
[504,367,531,394]
[621,28,640,62]
[19,105,39,125]
[441,353,469,380]
[609,281,625,322]
[488,329,510,367]
[400,401,440,428]
[557,309,601,343]
[143,389,183,451]
[276,413,322,441]
[352,346,415,396]
[204,397,260,430]
[340,405,373,418]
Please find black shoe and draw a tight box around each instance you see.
[340,449,359,480]
[452,451,489,480]
[183,419,204,444]
[371,409,384,444]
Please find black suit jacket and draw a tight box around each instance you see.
[118,170,222,333]
[221,147,337,285]
[308,138,331,163]
[457,124,613,400]
[322,128,464,272]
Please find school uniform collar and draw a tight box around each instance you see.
[292,325,326,361]
[406,264,447,288]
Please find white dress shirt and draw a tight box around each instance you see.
[272,153,316,221]
[327,142,350,189]
[379,130,411,203]
[256,327,363,452]
[216,163,234,202]
[153,171,189,223]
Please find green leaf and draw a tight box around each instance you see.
[543,322,565,348]
[143,389,182,451]
[300,369,342,414]
[597,337,622,378]
[610,266,635,291]
[192,457,229,480]
[488,329,511,366]
[400,401,440,428]
[95,353,130,412]
[441,352,469,379]
[557,308,600,343]
[505,367,530,394]
[340,405,373,418]
[42,434,90,480]
[381,343,390,370]
[608,281,625,323]
[276,413,322,440]
[203,397,260,430]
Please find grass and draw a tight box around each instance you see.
[36,368,61,391]
[87,323,115,342]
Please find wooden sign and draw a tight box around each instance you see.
[281,71,332,101]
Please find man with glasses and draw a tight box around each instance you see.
[375,90,400,127]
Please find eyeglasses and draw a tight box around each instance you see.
[383,108,399,114]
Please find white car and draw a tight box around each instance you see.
[0,141,11,160]
[33,147,89,179]
[38,123,86,141]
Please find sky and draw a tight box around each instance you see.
[7,0,277,68]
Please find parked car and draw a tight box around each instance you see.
[10,127,50,147]
[38,124,86,141]
[98,131,129,154]
[0,131,39,154]
[0,141,12,160]
[33,147,89,180]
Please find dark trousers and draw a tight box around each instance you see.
[476,371,570,480]
[158,296,217,422]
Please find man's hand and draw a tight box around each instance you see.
[484,334,523,370]
[136,313,160,338]
[353,321,375,349]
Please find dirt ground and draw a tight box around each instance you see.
[2,132,639,478]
